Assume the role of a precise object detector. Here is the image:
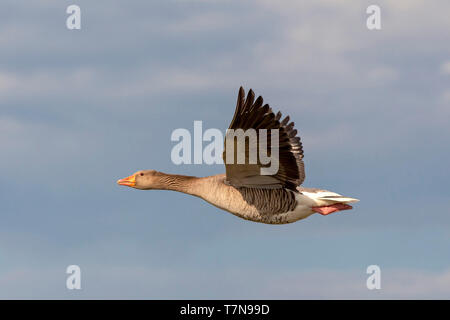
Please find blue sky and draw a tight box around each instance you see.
[0,0,449,298]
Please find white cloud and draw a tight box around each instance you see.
[366,66,398,84]
[440,61,450,75]
[0,72,19,92]
[0,68,97,99]
[167,11,241,34]
[439,90,450,109]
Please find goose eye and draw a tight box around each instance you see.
[140,173,144,176]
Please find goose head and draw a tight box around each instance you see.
[117,170,165,190]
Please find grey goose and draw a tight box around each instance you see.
[117,87,359,224]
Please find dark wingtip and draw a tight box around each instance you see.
[281,115,290,126]
[238,86,245,98]
[246,89,255,107]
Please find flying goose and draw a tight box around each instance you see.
[117,87,359,224]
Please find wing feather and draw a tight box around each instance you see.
[223,87,305,190]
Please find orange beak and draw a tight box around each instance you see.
[117,174,136,187]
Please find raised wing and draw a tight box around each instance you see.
[222,87,305,191]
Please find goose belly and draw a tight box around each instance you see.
[205,185,315,224]
[261,193,316,224]
[198,178,316,224]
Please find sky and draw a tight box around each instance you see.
[0,0,449,299]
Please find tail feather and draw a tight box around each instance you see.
[319,196,360,203]
[300,189,359,206]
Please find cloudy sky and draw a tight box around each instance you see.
[1,0,449,299]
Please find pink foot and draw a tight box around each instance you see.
[312,203,353,215]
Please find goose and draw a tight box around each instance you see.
[117,87,359,224]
